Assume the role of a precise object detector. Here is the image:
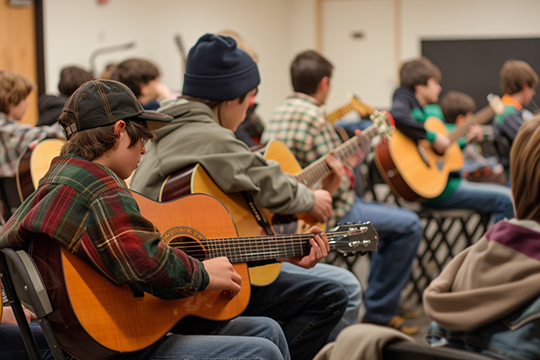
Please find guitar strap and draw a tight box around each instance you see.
[241,191,275,236]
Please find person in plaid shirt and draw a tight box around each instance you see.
[262,50,423,335]
[0,70,65,179]
[0,79,291,360]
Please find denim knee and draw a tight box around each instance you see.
[249,337,287,360]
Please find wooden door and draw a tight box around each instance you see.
[0,0,38,125]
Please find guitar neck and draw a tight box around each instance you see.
[327,103,356,124]
[447,105,495,143]
[206,231,347,263]
[296,125,380,187]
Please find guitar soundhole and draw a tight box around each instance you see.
[271,214,298,235]
[167,236,208,261]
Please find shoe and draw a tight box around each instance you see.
[399,305,421,319]
[362,315,419,336]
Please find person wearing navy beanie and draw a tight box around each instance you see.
[183,33,260,101]
[131,33,349,360]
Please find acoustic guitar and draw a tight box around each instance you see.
[16,138,65,202]
[31,192,378,360]
[375,94,505,202]
[160,111,392,285]
[327,93,374,124]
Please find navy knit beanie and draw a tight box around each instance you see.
[183,33,260,101]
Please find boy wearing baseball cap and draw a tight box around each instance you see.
[0,79,290,360]
[130,33,354,360]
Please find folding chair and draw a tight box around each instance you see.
[383,340,494,360]
[0,247,66,360]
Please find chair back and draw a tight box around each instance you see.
[0,247,66,360]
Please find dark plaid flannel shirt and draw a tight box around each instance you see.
[0,154,209,300]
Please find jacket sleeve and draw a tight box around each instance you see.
[86,189,210,300]
[198,135,315,215]
[390,95,428,141]
[501,112,524,144]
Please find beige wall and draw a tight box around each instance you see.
[43,0,540,121]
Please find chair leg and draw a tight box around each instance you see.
[0,253,42,360]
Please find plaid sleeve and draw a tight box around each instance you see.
[84,189,210,300]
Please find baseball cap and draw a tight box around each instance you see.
[59,79,172,138]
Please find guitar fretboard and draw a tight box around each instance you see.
[448,102,496,143]
[296,125,379,187]
[167,229,373,263]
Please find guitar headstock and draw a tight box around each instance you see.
[370,110,394,141]
[347,92,374,116]
[327,221,379,254]
[487,93,505,115]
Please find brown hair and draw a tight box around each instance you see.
[510,114,540,221]
[400,57,441,90]
[500,60,539,95]
[60,120,155,160]
[110,59,160,97]
[290,50,333,95]
[439,91,476,124]
[0,70,34,114]
[58,66,94,97]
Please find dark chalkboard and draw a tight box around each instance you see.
[422,38,540,113]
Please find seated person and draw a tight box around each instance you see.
[0,70,65,220]
[130,33,351,360]
[37,66,94,126]
[439,91,506,186]
[424,114,540,360]
[110,58,171,111]
[262,50,423,335]
[0,79,291,360]
[493,60,538,176]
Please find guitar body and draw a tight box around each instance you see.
[31,193,250,360]
[16,138,65,202]
[262,139,326,233]
[375,117,463,202]
[160,162,302,286]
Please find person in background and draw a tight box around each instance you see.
[37,66,94,126]
[262,50,423,335]
[439,91,506,186]
[492,60,538,177]
[110,58,171,111]
[0,70,65,221]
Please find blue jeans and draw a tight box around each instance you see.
[0,322,71,360]
[280,262,362,341]
[136,316,290,360]
[422,180,514,223]
[334,119,373,133]
[340,197,423,324]
[243,268,348,360]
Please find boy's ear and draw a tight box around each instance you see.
[113,120,126,135]
[319,76,330,91]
